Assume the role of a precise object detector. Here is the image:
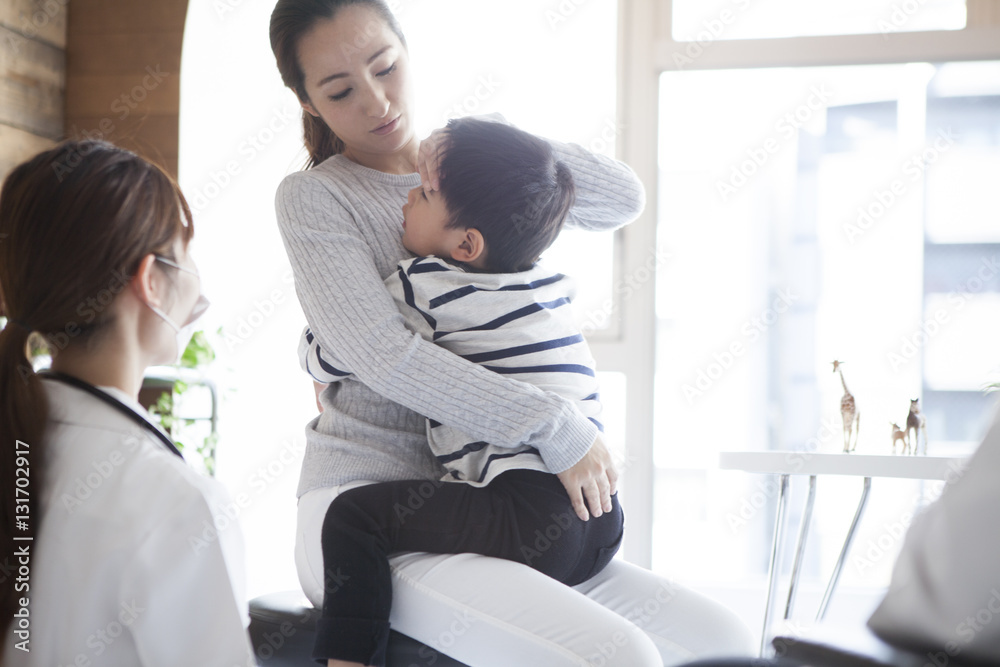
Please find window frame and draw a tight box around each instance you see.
[614,0,1000,567]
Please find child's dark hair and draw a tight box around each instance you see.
[437,118,575,273]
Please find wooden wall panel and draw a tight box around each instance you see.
[0,121,55,179]
[64,0,189,179]
[67,0,186,34]
[0,22,63,138]
[0,0,66,185]
[0,0,68,48]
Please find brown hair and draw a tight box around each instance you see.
[0,140,194,649]
[438,118,576,273]
[270,0,407,169]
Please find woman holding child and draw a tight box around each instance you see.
[270,1,754,665]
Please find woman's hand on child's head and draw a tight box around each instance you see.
[417,128,448,193]
[556,433,619,522]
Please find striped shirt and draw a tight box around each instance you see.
[300,255,602,486]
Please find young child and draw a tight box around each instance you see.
[297,117,622,666]
[300,117,603,486]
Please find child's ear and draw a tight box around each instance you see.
[451,229,485,263]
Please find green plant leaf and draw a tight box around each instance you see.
[180,330,216,369]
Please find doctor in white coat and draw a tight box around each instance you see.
[0,140,257,666]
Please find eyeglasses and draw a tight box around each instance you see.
[154,254,200,279]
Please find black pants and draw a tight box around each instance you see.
[313,468,625,666]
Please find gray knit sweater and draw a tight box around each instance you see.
[275,125,645,498]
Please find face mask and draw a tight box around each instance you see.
[146,255,211,365]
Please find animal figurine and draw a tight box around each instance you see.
[832,361,860,453]
[890,422,909,455]
[906,398,928,455]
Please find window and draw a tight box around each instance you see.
[653,58,1000,633]
[671,0,967,41]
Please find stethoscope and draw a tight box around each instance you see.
[38,370,185,460]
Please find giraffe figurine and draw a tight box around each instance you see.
[832,360,860,453]
[890,422,909,455]
[906,398,928,456]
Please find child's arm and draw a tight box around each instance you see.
[297,324,353,383]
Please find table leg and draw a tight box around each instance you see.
[761,473,790,656]
[816,476,872,621]
[783,474,817,620]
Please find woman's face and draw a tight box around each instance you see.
[297,6,415,158]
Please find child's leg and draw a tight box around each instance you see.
[312,469,623,666]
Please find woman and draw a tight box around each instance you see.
[0,141,256,665]
[270,1,755,665]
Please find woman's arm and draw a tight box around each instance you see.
[418,112,646,233]
[545,135,646,232]
[275,171,597,476]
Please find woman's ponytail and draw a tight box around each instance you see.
[303,111,345,169]
[0,320,48,652]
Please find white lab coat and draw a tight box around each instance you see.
[868,403,1000,662]
[2,377,257,666]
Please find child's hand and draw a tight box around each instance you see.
[313,380,326,413]
[417,128,448,193]
[556,433,619,522]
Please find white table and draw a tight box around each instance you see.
[718,451,968,656]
